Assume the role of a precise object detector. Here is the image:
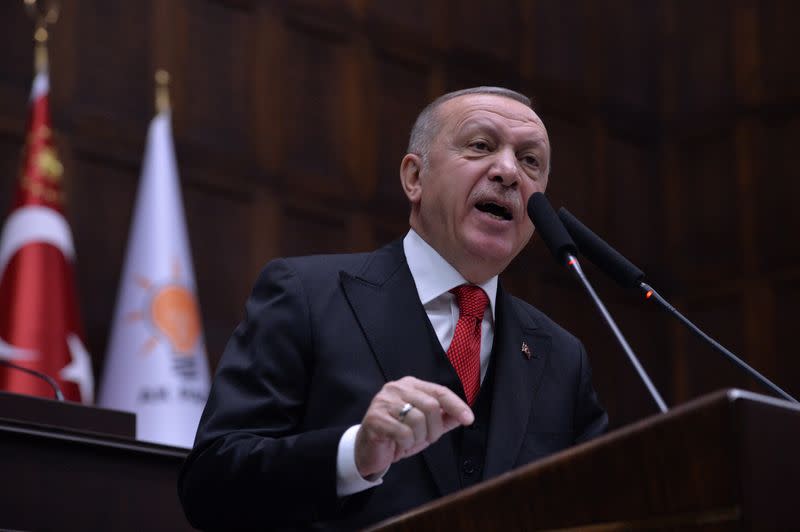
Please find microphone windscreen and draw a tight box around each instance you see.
[527,193,577,264]
[558,207,644,288]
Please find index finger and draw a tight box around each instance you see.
[410,379,474,427]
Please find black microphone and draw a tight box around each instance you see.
[557,208,643,289]
[0,359,64,401]
[528,193,667,413]
[558,206,798,404]
[526,192,577,264]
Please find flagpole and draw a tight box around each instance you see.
[155,69,171,115]
[24,0,60,75]
[0,0,94,403]
[98,68,210,445]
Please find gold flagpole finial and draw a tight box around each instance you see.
[155,69,171,114]
[24,0,60,74]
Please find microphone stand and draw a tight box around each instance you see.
[0,359,64,401]
[640,282,798,404]
[568,256,668,413]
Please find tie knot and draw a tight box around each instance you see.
[451,285,489,319]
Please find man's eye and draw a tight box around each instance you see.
[522,155,539,167]
[471,141,490,151]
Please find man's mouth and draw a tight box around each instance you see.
[475,201,513,221]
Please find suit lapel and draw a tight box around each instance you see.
[483,283,551,479]
[339,241,460,496]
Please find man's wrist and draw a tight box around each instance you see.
[336,424,387,496]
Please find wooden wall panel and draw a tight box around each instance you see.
[773,278,800,399]
[442,60,523,97]
[756,115,800,270]
[283,0,358,33]
[674,0,735,117]
[544,118,595,216]
[181,1,254,154]
[184,185,253,370]
[601,1,661,115]
[281,25,353,196]
[678,133,740,279]
[760,0,800,103]
[250,4,288,179]
[604,138,662,275]
[603,299,673,416]
[0,136,24,218]
[681,294,751,398]
[71,1,151,133]
[512,261,670,427]
[0,0,798,431]
[372,218,409,253]
[0,4,33,93]
[446,0,523,66]
[67,156,138,377]
[523,1,587,86]
[367,0,438,46]
[373,54,430,215]
[280,205,349,257]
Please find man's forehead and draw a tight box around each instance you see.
[438,93,545,130]
[432,94,549,152]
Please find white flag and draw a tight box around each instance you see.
[99,112,209,448]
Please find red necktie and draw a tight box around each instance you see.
[447,285,489,406]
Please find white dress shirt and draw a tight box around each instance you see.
[336,229,498,496]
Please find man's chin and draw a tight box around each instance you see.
[461,235,519,270]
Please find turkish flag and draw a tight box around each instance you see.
[0,72,93,403]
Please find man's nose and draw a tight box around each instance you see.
[489,148,519,188]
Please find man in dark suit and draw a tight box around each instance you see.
[178,87,607,530]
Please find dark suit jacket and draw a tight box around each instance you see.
[178,240,607,530]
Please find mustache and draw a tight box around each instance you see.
[468,185,522,211]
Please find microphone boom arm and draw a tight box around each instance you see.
[568,256,668,413]
[640,282,798,404]
[0,359,64,401]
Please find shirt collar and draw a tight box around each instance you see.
[403,229,497,319]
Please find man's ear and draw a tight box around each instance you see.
[400,153,423,204]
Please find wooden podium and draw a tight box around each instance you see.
[0,391,192,531]
[1,389,796,530]
[371,389,800,531]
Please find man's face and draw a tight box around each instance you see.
[402,94,550,283]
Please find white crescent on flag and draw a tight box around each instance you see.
[0,205,75,277]
[0,205,74,363]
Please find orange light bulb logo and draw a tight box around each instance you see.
[150,285,201,355]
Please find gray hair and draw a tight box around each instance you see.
[407,87,532,162]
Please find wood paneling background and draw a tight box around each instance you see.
[0,0,797,429]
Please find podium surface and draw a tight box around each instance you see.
[371,389,800,531]
[0,392,191,531]
[2,389,796,530]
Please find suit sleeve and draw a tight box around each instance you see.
[178,259,353,529]
[573,340,609,443]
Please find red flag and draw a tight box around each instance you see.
[0,72,93,403]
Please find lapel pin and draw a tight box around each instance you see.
[521,341,532,359]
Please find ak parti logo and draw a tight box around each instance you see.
[126,259,203,378]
